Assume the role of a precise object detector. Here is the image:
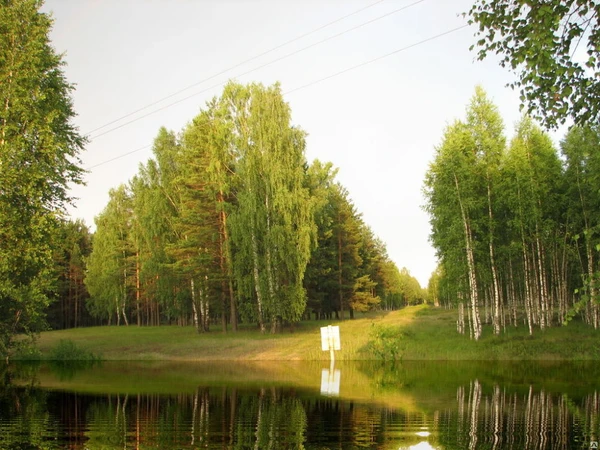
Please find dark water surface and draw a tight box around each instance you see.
[1,361,599,449]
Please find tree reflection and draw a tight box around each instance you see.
[1,362,600,449]
[447,381,600,449]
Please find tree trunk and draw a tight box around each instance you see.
[191,278,200,333]
[218,192,237,332]
[487,183,501,335]
[454,172,481,340]
[136,251,141,326]
[522,244,534,335]
[1,37,15,147]
[338,228,344,321]
[122,268,129,326]
[264,193,278,333]
[535,234,548,329]
[251,229,266,333]
[508,258,518,327]
[457,301,465,334]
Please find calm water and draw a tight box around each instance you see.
[1,361,599,449]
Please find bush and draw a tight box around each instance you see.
[366,323,403,361]
[12,342,43,361]
[49,339,101,361]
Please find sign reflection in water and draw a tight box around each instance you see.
[0,361,599,449]
[403,442,437,450]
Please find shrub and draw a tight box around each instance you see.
[12,342,43,361]
[366,323,403,361]
[49,339,101,361]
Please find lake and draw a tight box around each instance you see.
[1,360,599,449]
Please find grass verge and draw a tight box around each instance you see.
[27,305,600,361]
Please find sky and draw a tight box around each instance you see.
[42,0,563,287]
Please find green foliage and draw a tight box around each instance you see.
[80,81,398,332]
[84,185,133,325]
[46,219,93,329]
[0,0,85,360]
[49,339,101,361]
[468,0,600,128]
[11,341,43,361]
[225,82,316,330]
[424,87,600,335]
[366,323,403,361]
[350,275,381,312]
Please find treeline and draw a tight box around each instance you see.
[424,87,600,339]
[53,82,424,333]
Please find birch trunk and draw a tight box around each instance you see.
[251,229,266,333]
[217,192,237,332]
[1,34,15,148]
[454,172,481,340]
[487,183,501,335]
[191,278,200,333]
[522,244,534,335]
[535,234,548,329]
[586,237,599,329]
[338,228,344,320]
[136,251,141,326]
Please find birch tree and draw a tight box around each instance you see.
[425,120,483,339]
[505,117,564,332]
[181,101,238,332]
[466,87,506,334]
[225,82,315,332]
[85,186,133,326]
[561,125,600,328]
[0,0,85,358]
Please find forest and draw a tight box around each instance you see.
[50,81,424,333]
[424,87,600,340]
[4,0,600,362]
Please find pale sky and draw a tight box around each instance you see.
[42,0,562,287]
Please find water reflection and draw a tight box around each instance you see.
[320,361,341,396]
[448,379,600,450]
[0,361,599,449]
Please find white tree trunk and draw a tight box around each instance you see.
[251,229,266,333]
[191,278,199,333]
[454,173,481,340]
[487,184,501,335]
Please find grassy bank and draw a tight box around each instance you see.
[30,305,600,361]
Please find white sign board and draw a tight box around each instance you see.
[320,325,341,351]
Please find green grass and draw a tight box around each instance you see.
[397,306,600,360]
[33,311,395,361]
[29,305,600,361]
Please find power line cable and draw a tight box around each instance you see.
[87,0,426,141]
[86,144,152,170]
[285,24,469,95]
[84,0,387,136]
[85,23,468,171]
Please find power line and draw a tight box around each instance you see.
[83,0,387,137]
[87,0,426,141]
[85,23,469,171]
[285,24,469,95]
[86,144,152,170]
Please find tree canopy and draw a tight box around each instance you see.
[82,81,410,333]
[0,0,85,360]
[468,1,600,128]
[425,87,600,339]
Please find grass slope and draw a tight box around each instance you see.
[32,305,600,361]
